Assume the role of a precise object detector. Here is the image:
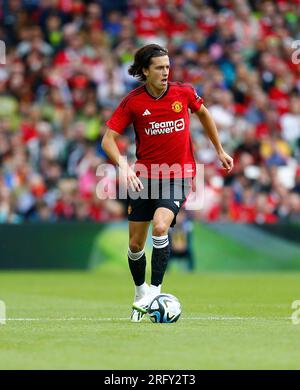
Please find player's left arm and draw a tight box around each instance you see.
[195,104,234,173]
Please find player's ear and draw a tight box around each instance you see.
[142,67,149,78]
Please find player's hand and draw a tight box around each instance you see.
[218,151,234,173]
[126,166,144,192]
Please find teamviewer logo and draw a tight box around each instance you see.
[0,300,6,325]
[174,118,185,131]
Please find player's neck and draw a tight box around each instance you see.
[145,82,167,99]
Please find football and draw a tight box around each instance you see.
[147,293,181,323]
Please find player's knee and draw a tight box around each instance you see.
[129,240,144,253]
[152,221,169,237]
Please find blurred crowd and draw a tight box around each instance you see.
[0,0,300,224]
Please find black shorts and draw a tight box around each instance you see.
[127,178,192,227]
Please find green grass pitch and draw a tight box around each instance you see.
[1,267,300,370]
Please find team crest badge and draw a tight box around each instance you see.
[172,101,183,113]
[128,205,132,215]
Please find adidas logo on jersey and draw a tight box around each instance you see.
[143,109,151,116]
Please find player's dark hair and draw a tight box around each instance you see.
[128,44,168,82]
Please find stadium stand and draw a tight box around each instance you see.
[0,0,299,224]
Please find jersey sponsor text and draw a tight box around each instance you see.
[145,118,185,135]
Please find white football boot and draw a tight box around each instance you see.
[130,283,149,322]
[132,285,161,314]
[130,309,145,322]
[132,295,152,314]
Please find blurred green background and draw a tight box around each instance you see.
[0,222,299,271]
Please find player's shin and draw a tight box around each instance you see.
[127,248,146,288]
[151,235,170,290]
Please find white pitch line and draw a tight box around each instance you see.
[5,318,128,322]
[185,316,290,321]
[3,316,290,322]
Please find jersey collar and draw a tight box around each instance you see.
[144,84,169,100]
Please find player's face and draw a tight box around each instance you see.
[143,55,170,92]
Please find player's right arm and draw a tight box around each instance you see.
[101,127,144,192]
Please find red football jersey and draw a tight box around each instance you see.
[106,82,204,178]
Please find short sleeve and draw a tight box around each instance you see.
[106,98,133,134]
[186,86,204,113]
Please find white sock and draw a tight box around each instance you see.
[150,284,161,297]
[152,235,169,249]
[135,282,148,299]
[128,248,145,261]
